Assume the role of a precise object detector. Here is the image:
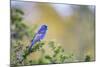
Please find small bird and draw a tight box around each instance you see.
[28,25,48,52]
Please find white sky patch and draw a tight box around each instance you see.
[51,4,73,19]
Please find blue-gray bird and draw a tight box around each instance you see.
[28,25,48,52]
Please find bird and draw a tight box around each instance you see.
[28,25,48,52]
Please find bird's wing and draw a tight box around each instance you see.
[29,33,42,52]
[33,33,43,41]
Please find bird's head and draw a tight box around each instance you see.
[37,24,48,34]
[41,25,48,30]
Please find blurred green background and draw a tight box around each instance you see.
[11,1,95,66]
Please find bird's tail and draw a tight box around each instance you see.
[28,42,34,52]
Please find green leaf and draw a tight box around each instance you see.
[45,55,52,60]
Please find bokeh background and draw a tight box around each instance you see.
[11,1,95,65]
